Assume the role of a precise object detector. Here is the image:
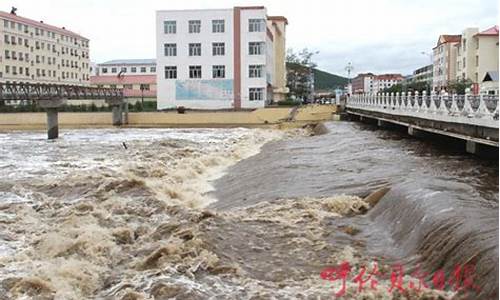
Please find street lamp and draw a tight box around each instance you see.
[345,62,354,96]
[421,51,433,65]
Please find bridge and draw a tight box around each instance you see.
[0,82,125,139]
[346,91,499,155]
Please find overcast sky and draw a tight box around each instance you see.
[4,0,498,77]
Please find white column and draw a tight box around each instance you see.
[475,94,491,119]
[463,91,473,116]
[429,90,438,113]
[450,94,459,115]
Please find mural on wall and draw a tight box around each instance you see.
[176,80,233,100]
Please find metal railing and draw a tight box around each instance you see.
[0,82,123,101]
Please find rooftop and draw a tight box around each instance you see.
[0,10,88,40]
[268,16,288,25]
[375,74,404,80]
[99,59,156,66]
[434,34,461,48]
[475,25,499,36]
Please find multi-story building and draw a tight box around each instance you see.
[352,73,374,94]
[372,74,404,93]
[90,59,157,98]
[267,16,288,102]
[155,6,288,109]
[432,34,461,91]
[455,26,499,94]
[0,9,90,85]
[412,64,433,85]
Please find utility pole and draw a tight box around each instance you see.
[345,62,354,96]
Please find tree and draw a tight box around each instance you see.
[286,48,319,100]
[382,84,403,93]
[287,48,318,69]
[447,78,473,94]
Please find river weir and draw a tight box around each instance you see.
[0,124,497,299]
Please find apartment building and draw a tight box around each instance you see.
[267,16,289,102]
[373,74,404,93]
[432,34,461,91]
[352,73,374,94]
[455,26,499,94]
[412,64,433,85]
[90,59,157,98]
[0,9,90,85]
[155,6,288,109]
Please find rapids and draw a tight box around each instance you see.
[0,124,496,299]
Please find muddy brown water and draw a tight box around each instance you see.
[0,125,497,299]
[214,121,499,299]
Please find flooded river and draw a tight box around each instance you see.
[0,123,497,299]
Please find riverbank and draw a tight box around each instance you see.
[0,105,338,130]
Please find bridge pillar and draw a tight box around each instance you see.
[465,140,477,154]
[105,98,125,126]
[407,125,424,138]
[377,119,386,127]
[122,100,129,125]
[38,99,67,139]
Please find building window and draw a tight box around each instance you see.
[463,58,466,68]
[249,88,264,101]
[164,43,177,56]
[150,67,156,72]
[140,84,150,90]
[164,20,176,34]
[4,34,8,44]
[120,67,127,73]
[189,20,201,33]
[111,67,117,73]
[212,20,225,33]
[189,43,202,56]
[475,55,479,67]
[475,72,478,82]
[249,65,264,78]
[249,42,264,55]
[249,19,265,32]
[189,65,202,78]
[165,66,177,79]
[463,39,466,51]
[212,42,225,56]
[212,65,225,78]
[140,67,146,73]
[123,84,133,89]
[131,67,137,73]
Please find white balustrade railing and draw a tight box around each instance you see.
[347,91,499,127]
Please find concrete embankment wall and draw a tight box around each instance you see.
[0,105,337,130]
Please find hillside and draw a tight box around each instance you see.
[313,68,348,91]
